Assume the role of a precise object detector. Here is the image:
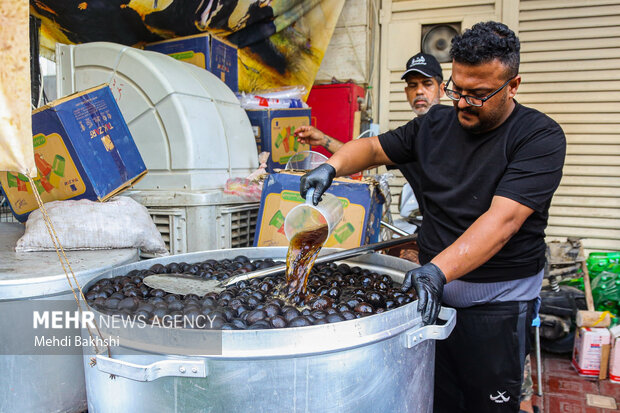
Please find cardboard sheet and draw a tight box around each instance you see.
[0,1,36,176]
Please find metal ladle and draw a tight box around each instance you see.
[143,233,418,295]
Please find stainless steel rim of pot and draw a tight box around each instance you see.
[81,247,428,359]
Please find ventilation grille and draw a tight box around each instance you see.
[145,204,259,254]
[147,208,186,256]
[224,204,259,248]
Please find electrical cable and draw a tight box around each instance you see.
[355,129,373,139]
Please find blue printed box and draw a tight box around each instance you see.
[0,84,147,222]
[254,171,383,248]
[245,108,311,172]
[145,33,238,92]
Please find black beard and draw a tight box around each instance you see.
[456,107,484,133]
[456,105,505,134]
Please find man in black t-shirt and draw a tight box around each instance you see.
[300,21,565,413]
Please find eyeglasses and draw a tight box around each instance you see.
[444,75,516,107]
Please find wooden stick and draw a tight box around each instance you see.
[600,344,611,380]
[580,246,595,312]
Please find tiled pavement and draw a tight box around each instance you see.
[531,352,620,412]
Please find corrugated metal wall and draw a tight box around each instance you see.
[518,0,620,252]
[379,0,620,252]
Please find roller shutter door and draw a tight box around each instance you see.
[518,0,620,251]
[379,0,620,252]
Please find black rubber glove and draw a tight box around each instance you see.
[401,263,446,325]
[299,164,336,206]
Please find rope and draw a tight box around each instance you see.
[107,46,130,86]
[27,176,111,359]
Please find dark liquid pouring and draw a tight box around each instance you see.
[284,225,329,299]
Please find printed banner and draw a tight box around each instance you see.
[31,0,345,94]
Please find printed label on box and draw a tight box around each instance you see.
[145,34,238,92]
[0,133,86,215]
[253,172,382,248]
[211,40,234,80]
[271,117,309,165]
[246,109,311,171]
[572,327,611,377]
[169,50,206,68]
[609,326,620,383]
[0,85,147,222]
[256,190,364,248]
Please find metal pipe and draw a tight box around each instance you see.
[380,220,411,237]
[535,325,543,396]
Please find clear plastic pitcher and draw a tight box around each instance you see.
[285,151,328,170]
[284,188,344,242]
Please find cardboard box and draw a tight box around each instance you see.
[609,325,620,383]
[245,108,311,172]
[572,327,611,377]
[0,85,147,222]
[253,171,383,248]
[145,33,238,92]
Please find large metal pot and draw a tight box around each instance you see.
[81,247,455,413]
[0,223,138,413]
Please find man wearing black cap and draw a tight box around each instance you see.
[295,52,444,150]
[402,52,444,116]
[299,21,566,412]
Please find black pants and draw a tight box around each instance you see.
[434,300,534,413]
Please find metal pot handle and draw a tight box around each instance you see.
[403,307,457,349]
[95,355,207,382]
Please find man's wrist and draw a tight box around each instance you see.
[428,262,447,284]
[324,162,338,178]
[430,260,451,283]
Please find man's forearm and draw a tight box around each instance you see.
[322,134,344,153]
[326,137,393,177]
[431,196,534,282]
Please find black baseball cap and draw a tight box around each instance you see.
[401,52,443,81]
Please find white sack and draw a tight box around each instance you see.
[16,196,168,254]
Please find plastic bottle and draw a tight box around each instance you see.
[560,276,584,291]
[592,273,619,314]
[588,252,620,276]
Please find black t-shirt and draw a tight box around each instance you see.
[378,103,566,282]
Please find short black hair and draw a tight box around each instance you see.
[450,21,520,78]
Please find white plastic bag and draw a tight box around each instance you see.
[399,183,419,218]
[224,152,269,201]
[236,85,309,109]
[16,196,168,255]
[251,86,307,100]
[237,94,306,109]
